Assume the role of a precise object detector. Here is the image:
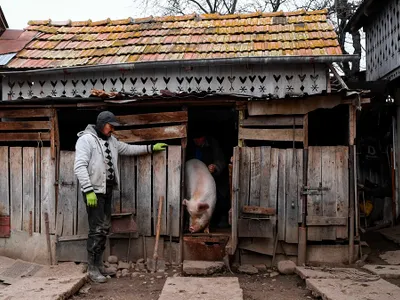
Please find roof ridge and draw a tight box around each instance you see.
[27,8,328,27]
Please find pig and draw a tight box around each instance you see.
[183,159,217,233]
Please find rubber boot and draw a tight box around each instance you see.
[88,254,107,283]
[96,250,116,277]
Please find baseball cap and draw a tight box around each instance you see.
[97,111,121,127]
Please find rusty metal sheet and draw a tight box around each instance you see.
[111,213,137,234]
[183,235,229,261]
[0,216,10,238]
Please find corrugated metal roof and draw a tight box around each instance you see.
[6,9,343,69]
[0,53,16,66]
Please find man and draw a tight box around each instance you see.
[74,111,167,283]
[187,133,229,227]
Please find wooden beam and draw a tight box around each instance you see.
[0,132,51,142]
[0,108,53,118]
[242,206,276,216]
[0,121,51,131]
[248,95,343,116]
[116,111,188,126]
[306,216,347,226]
[241,115,303,127]
[303,114,309,148]
[349,105,356,145]
[114,125,187,143]
[239,128,303,142]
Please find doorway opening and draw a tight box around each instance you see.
[184,106,238,236]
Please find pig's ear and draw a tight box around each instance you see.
[182,199,188,206]
[197,203,209,211]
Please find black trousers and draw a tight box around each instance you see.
[85,185,113,259]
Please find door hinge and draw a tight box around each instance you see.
[301,183,330,195]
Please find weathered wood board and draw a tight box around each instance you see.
[242,115,303,127]
[114,125,186,143]
[239,128,303,142]
[10,147,22,231]
[307,147,323,241]
[277,149,286,241]
[117,111,188,126]
[167,146,182,238]
[76,182,88,235]
[250,147,261,207]
[307,146,349,241]
[153,151,167,236]
[137,154,152,236]
[0,147,9,216]
[0,108,53,118]
[22,148,35,232]
[41,147,56,234]
[120,155,136,214]
[57,151,77,236]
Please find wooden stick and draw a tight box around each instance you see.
[153,196,164,261]
[44,212,53,265]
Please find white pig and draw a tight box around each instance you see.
[183,159,217,233]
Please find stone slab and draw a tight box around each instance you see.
[183,260,225,275]
[379,251,400,265]
[295,266,379,281]
[363,265,400,278]
[0,260,87,300]
[380,225,400,245]
[158,277,243,300]
[306,278,400,300]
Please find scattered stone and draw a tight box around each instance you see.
[107,266,118,274]
[362,265,400,279]
[137,263,145,271]
[172,269,177,273]
[131,272,140,278]
[277,260,296,275]
[238,264,258,275]
[173,273,180,277]
[253,264,267,272]
[122,269,130,277]
[106,275,111,279]
[116,270,122,278]
[139,274,145,278]
[104,261,110,268]
[79,284,91,294]
[118,261,131,270]
[270,271,279,278]
[108,255,118,264]
[137,258,145,264]
[183,260,225,276]
[110,263,118,269]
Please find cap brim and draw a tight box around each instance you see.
[108,121,121,126]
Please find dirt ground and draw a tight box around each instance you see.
[72,269,312,300]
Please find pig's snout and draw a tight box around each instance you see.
[189,226,195,233]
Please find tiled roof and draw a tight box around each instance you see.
[7,9,342,69]
[0,29,37,55]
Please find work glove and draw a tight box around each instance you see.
[86,191,97,207]
[153,143,168,152]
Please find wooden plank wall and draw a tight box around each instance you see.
[306,146,349,241]
[0,146,55,235]
[57,146,182,238]
[238,146,303,243]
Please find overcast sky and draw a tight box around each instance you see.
[1,0,153,29]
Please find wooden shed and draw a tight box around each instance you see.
[0,9,367,266]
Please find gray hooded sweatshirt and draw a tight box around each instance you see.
[74,124,152,194]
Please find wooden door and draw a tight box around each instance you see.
[230,146,303,254]
[306,146,349,241]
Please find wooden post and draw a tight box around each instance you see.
[298,114,308,265]
[179,107,188,269]
[238,109,245,147]
[348,105,356,264]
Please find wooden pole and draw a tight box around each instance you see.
[298,114,308,266]
[348,105,357,264]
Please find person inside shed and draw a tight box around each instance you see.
[187,130,230,229]
[74,111,167,284]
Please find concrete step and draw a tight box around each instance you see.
[158,277,243,300]
[295,266,400,300]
